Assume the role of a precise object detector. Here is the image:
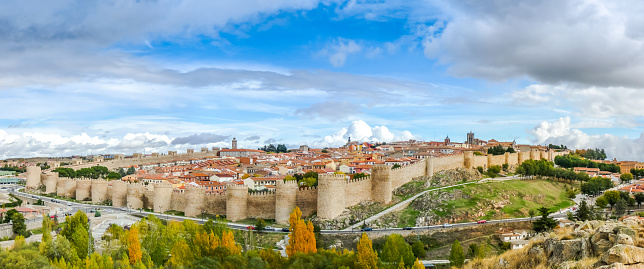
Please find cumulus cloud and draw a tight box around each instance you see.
[530,117,644,161]
[171,133,229,145]
[245,135,261,141]
[313,120,415,147]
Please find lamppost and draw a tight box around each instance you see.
[201,210,206,222]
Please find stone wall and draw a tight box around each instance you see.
[44,172,58,194]
[370,165,392,205]
[247,192,276,219]
[275,180,298,224]
[506,152,519,166]
[432,154,465,172]
[91,180,109,204]
[203,193,227,216]
[111,181,128,207]
[75,180,92,201]
[226,184,248,221]
[344,177,372,207]
[488,154,506,167]
[390,161,426,189]
[317,174,347,220]
[184,185,206,217]
[296,187,317,217]
[473,155,488,168]
[26,166,41,190]
[152,182,173,213]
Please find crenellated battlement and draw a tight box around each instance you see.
[248,191,275,196]
[347,176,371,184]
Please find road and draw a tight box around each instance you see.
[9,183,575,236]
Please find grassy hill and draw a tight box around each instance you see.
[398,179,577,226]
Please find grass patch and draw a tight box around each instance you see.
[164,210,185,216]
[398,208,420,227]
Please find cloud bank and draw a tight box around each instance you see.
[314,120,415,147]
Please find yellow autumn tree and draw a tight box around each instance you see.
[221,230,241,255]
[355,232,378,269]
[289,206,302,231]
[286,207,317,257]
[127,227,142,264]
[411,258,425,269]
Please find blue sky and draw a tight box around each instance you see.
[2,0,644,160]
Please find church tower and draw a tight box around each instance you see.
[232,137,237,149]
[444,135,450,146]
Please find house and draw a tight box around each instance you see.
[510,240,529,250]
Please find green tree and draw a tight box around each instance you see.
[528,208,536,222]
[621,173,633,184]
[60,211,91,259]
[381,234,415,267]
[255,219,266,231]
[595,196,608,208]
[391,164,402,169]
[10,212,27,237]
[615,199,627,217]
[106,171,121,180]
[355,233,378,269]
[411,241,425,259]
[575,200,592,221]
[533,206,557,233]
[634,193,644,208]
[449,239,465,268]
[603,190,621,209]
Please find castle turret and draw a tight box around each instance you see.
[127,183,145,210]
[111,181,128,207]
[464,151,474,170]
[232,138,238,149]
[153,182,174,213]
[75,179,92,201]
[317,174,347,220]
[91,180,109,204]
[43,172,58,194]
[26,166,42,190]
[184,185,205,217]
[275,180,298,224]
[371,165,392,204]
[425,157,434,177]
[226,184,248,221]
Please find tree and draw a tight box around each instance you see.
[221,230,241,255]
[392,164,402,169]
[106,172,121,180]
[533,206,557,233]
[355,233,378,269]
[286,207,316,256]
[411,240,425,259]
[615,199,627,217]
[411,259,425,269]
[528,208,536,222]
[381,234,415,267]
[169,239,194,267]
[449,239,465,268]
[255,219,266,231]
[128,226,142,264]
[59,211,90,259]
[10,212,27,237]
[621,173,633,184]
[575,200,592,221]
[603,190,621,209]
[634,193,644,208]
[595,196,608,208]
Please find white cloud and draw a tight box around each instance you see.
[313,120,415,147]
[323,38,363,67]
[530,117,644,161]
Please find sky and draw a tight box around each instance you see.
[2,0,644,160]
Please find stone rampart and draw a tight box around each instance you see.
[247,191,276,220]
[203,193,227,216]
[488,154,505,167]
[370,165,392,205]
[506,152,519,166]
[275,180,298,224]
[390,161,426,189]
[530,150,539,160]
[153,182,173,213]
[226,184,248,221]
[44,172,58,194]
[344,176,372,207]
[75,179,92,201]
[126,183,146,210]
[296,187,317,217]
[111,181,128,207]
[91,180,109,204]
[317,174,347,220]
[183,185,206,217]
[518,152,530,163]
[432,154,464,172]
[473,155,488,168]
[26,166,41,190]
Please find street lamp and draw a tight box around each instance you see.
[201,210,206,222]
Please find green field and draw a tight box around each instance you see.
[403,179,576,225]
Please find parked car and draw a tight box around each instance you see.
[443,223,452,228]
[477,220,487,224]
[402,227,413,230]
[265,226,273,230]
[67,202,72,206]
[246,226,255,230]
[281,228,290,232]
[361,227,373,231]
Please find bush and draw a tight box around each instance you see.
[476,166,484,174]
[488,165,501,174]
[95,211,101,217]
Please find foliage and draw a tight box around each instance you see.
[581,177,613,195]
[473,151,483,156]
[634,193,644,208]
[603,190,621,208]
[595,196,608,208]
[548,144,567,150]
[128,226,142,264]
[488,165,501,174]
[620,173,633,184]
[391,164,402,169]
[53,166,110,179]
[259,144,288,153]
[574,148,607,160]
[487,145,515,155]
[10,212,27,237]
[286,207,316,256]
[533,206,558,233]
[555,154,619,172]
[255,219,266,231]
[380,234,415,267]
[575,200,592,221]
[615,199,627,217]
[106,171,122,180]
[353,173,369,180]
[411,240,425,259]
[59,211,91,259]
[356,233,378,269]
[449,239,465,268]
[632,169,644,179]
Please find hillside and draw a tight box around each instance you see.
[372,179,577,228]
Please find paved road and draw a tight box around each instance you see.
[345,181,480,230]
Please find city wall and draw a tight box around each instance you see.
[27,149,560,224]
